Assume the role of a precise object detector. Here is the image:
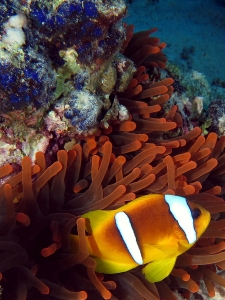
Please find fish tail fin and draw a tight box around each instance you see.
[70,234,94,256]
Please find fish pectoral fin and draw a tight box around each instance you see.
[94,257,135,274]
[142,256,177,283]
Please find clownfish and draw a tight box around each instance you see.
[70,194,210,282]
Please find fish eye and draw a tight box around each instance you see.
[192,208,201,219]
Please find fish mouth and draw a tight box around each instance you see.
[194,209,211,240]
[201,210,211,234]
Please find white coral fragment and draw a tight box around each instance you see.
[8,14,27,29]
[2,14,27,46]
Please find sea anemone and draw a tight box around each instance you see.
[1,131,225,300]
[0,26,225,300]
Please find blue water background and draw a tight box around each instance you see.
[124,0,225,86]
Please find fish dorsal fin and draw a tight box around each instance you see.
[82,210,113,234]
[142,256,177,283]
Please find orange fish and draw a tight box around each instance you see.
[70,194,210,282]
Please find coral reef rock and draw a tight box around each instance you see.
[0,0,132,166]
